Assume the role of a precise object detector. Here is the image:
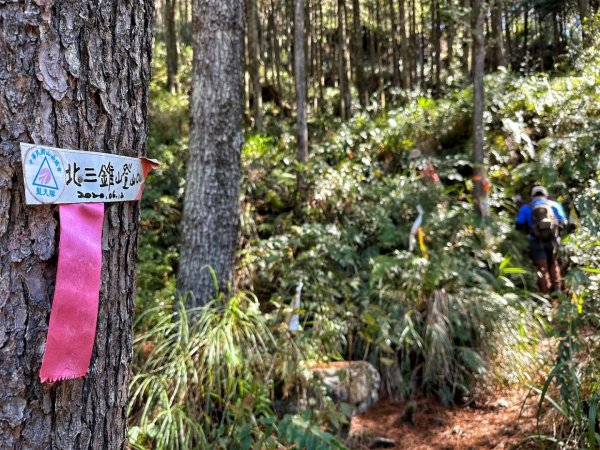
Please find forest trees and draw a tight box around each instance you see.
[177,0,245,305]
[233,0,597,126]
[158,1,597,126]
[0,1,153,448]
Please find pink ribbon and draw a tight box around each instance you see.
[40,203,104,383]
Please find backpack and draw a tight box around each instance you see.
[531,202,559,240]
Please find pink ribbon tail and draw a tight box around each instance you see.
[40,203,105,383]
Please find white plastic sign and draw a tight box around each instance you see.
[21,143,150,205]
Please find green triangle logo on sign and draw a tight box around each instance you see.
[32,157,59,190]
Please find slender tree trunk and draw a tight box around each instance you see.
[491,0,505,68]
[523,5,529,71]
[309,0,316,112]
[399,0,410,88]
[178,0,245,304]
[410,0,418,86]
[0,1,153,448]
[295,0,309,213]
[267,4,276,86]
[247,0,263,130]
[376,0,386,105]
[338,0,352,119]
[579,0,590,43]
[352,0,368,107]
[420,0,426,85]
[433,0,442,95]
[317,1,325,110]
[579,0,590,24]
[286,0,295,82]
[156,0,164,33]
[447,0,455,77]
[165,0,179,92]
[505,6,512,69]
[472,0,486,210]
[388,0,401,86]
[462,0,471,78]
[305,0,311,107]
[552,12,560,56]
[272,0,284,97]
[295,0,308,166]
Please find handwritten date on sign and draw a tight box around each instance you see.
[21,143,156,205]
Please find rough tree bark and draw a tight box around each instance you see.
[0,1,153,448]
[247,0,263,130]
[472,0,486,208]
[165,0,180,92]
[177,0,245,305]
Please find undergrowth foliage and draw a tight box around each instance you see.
[129,293,346,449]
[133,18,600,448]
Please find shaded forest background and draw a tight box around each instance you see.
[129,1,600,448]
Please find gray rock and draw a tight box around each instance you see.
[309,361,381,416]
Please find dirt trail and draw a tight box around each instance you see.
[349,387,549,450]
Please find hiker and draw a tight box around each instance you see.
[515,185,568,294]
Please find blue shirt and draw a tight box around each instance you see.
[515,198,567,239]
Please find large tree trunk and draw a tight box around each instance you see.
[0,1,153,448]
[472,0,486,209]
[165,0,180,92]
[177,0,245,305]
[247,0,263,131]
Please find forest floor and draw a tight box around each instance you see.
[349,383,553,450]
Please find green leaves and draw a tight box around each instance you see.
[129,293,278,449]
[277,414,346,450]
